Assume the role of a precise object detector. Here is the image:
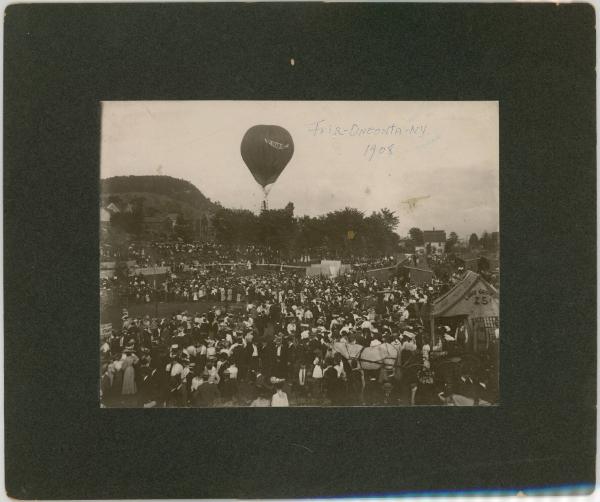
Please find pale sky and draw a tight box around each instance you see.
[101,101,498,239]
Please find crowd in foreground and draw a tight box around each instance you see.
[100,268,499,407]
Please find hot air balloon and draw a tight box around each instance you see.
[240,125,294,207]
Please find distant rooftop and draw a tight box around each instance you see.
[106,202,121,213]
[423,230,446,243]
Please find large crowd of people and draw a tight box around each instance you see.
[100,240,417,305]
[102,242,405,274]
[103,241,337,269]
[100,249,499,407]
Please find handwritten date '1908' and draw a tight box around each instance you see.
[364,143,394,161]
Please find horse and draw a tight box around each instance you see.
[333,341,402,372]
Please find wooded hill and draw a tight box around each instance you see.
[100,175,220,220]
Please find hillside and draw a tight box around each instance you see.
[101,175,221,218]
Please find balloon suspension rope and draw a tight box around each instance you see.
[261,186,270,211]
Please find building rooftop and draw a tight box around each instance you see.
[423,230,446,243]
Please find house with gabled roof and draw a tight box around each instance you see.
[106,202,121,214]
[423,229,446,253]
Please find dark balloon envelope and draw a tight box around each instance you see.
[240,125,294,193]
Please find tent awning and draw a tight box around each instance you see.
[432,271,499,318]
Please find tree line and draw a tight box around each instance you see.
[107,195,210,242]
[105,193,497,259]
[468,231,499,252]
[211,203,401,260]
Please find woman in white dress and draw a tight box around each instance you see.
[311,357,323,398]
[121,349,139,396]
[271,382,289,407]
